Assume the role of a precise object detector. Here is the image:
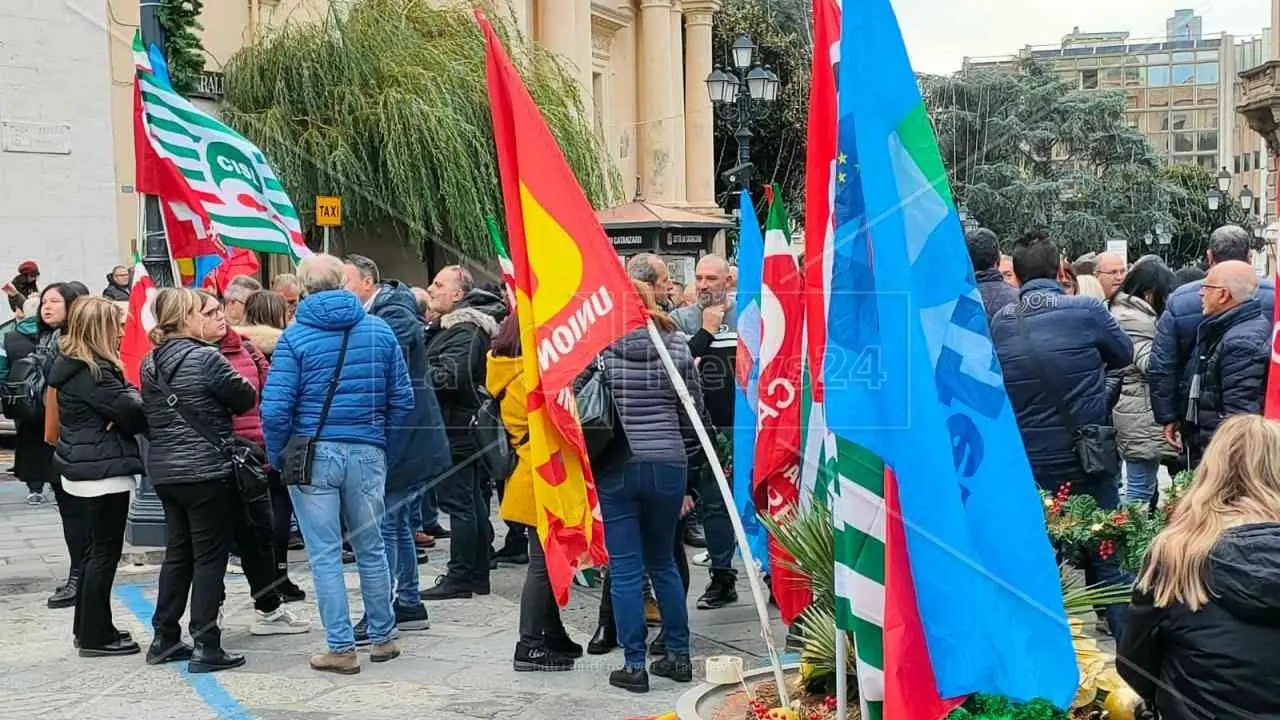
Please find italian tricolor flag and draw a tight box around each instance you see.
[120,256,157,388]
[487,214,517,310]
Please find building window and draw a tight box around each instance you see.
[1255,151,1263,168]
[1150,132,1170,152]
[1147,53,1170,64]
[1195,62,1219,84]
[1124,67,1144,86]
[1101,68,1122,88]
[1236,155,1243,173]
[1197,131,1217,152]
[1244,153,1252,171]
[1170,111,1190,130]
[1148,66,1171,86]
[592,72,605,143]
[1080,69,1099,89]
[1149,88,1170,107]
[1197,155,1216,170]
[1198,50,1219,61]
[1173,133,1195,153]
[1172,52,1196,63]
[1199,109,1219,129]
[1172,64,1195,84]
[1197,86,1218,106]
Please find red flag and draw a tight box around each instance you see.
[803,0,840,400]
[479,10,649,605]
[120,259,157,388]
[1266,185,1280,421]
[755,189,809,623]
[883,469,965,720]
[201,248,262,295]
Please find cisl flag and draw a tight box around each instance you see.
[120,258,157,388]
[478,11,649,605]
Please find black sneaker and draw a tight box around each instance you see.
[683,522,706,548]
[341,550,356,565]
[609,666,650,693]
[395,602,430,631]
[420,575,474,601]
[514,643,574,672]
[587,623,617,655]
[146,639,194,665]
[545,633,583,659]
[279,580,306,603]
[287,531,305,551]
[494,536,530,565]
[650,653,693,682]
[423,523,451,539]
[696,571,738,610]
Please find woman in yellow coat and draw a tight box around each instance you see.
[486,314,583,672]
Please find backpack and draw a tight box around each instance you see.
[2,339,55,422]
[471,384,522,482]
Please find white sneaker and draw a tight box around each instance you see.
[692,551,711,567]
[226,557,244,575]
[251,606,310,636]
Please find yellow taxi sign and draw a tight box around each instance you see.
[316,195,342,227]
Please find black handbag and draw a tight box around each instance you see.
[1014,307,1121,479]
[575,356,632,468]
[152,347,271,505]
[280,329,351,486]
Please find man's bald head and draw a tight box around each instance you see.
[1202,260,1259,316]
[1095,252,1127,299]
[694,254,731,306]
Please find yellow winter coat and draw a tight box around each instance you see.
[485,352,535,527]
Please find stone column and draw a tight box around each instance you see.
[683,0,719,210]
[639,0,675,200]
[669,0,686,202]
[538,0,579,77]
[576,0,594,115]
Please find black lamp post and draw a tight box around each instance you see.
[705,33,780,190]
[1206,167,1232,229]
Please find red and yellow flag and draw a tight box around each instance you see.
[478,12,649,606]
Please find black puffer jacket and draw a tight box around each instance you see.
[425,289,505,455]
[1186,298,1271,459]
[1119,523,1280,720]
[599,327,707,465]
[140,337,256,485]
[47,356,146,481]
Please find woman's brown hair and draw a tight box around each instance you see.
[148,287,203,345]
[244,290,288,329]
[633,280,675,333]
[59,296,124,380]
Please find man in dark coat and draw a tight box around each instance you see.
[420,265,506,600]
[344,255,451,629]
[966,227,1019,323]
[1181,260,1270,462]
[990,230,1133,637]
[7,260,39,313]
[103,266,131,301]
[1148,225,1275,464]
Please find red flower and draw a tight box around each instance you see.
[1113,512,1128,526]
[1098,539,1116,560]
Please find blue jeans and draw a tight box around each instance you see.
[597,461,691,668]
[383,486,421,606]
[290,442,395,652]
[1123,459,1160,505]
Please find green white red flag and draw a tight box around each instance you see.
[486,215,517,310]
[120,256,157,388]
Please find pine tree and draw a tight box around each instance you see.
[158,0,206,96]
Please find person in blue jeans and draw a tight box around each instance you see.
[262,254,415,675]
[595,281,705,693]
[343,255,451,637]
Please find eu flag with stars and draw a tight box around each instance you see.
[823,0,1078,707]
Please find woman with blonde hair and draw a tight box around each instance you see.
[46,296,147,657]
[1119,414,1280,719]
[140,287,256,672]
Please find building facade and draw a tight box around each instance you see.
[96,0,720,285]
[0,1,121,312]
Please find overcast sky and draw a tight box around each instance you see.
[894,0,1273,74]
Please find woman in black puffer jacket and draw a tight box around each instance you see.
[140,288,255,673]
[47,297,147,657]
[593,281,706,694]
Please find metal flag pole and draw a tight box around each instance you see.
[138,0,175,289]
[835,614,849,718]
[644,318,790,707]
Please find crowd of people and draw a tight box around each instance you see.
[2,249,742,693]
[970,225,1280,718]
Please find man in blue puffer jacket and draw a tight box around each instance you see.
[261,254,415,675]
[1148,225,1274,464]
[342,254,452,636]
[991,230,1133,637]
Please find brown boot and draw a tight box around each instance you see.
[310,649,360,675]
[370,640,401,663]
[644,594,662,626]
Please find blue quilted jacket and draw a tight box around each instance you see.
[261,289,414,467]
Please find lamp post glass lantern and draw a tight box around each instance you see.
[706,33,780,190]
[1240,185,1254,211]
[1217,167,1232,193]
[1207,187,1222,212]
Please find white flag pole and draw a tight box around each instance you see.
[644,318,790,706]
[835,620,849,718]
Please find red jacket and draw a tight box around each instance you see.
[219,330,268,449]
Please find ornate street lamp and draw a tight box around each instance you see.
[1206,187,1222,212]
[706,33,780,189]
[1240,185,1254,211]
[1217,167,1233,193]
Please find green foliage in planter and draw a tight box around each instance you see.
[158,0,206,97]
[220,0,619,259]
[947,694,1069,720]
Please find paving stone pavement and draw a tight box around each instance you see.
[0,477,789,719]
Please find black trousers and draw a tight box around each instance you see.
[153,480,234,647]
[597,517,690,628]
[51,480,90,577]
[437,460,492,585]
[228,488,281,615]
[518,529,568,646]
[269,485,294,586]
[74,491,130,648]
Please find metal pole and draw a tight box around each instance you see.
[323,225,331,254]
[139,0,175,289]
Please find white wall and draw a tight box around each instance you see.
[0,0,120,318]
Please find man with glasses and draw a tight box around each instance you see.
[1095,252,1127,301]
[272,273,302,323]
[222,275,262,326]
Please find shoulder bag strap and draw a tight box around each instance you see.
[151,344,230,454]
[1013,305,1080,438]
[311,329,352,441]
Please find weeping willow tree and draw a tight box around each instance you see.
[220,0,620,259]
